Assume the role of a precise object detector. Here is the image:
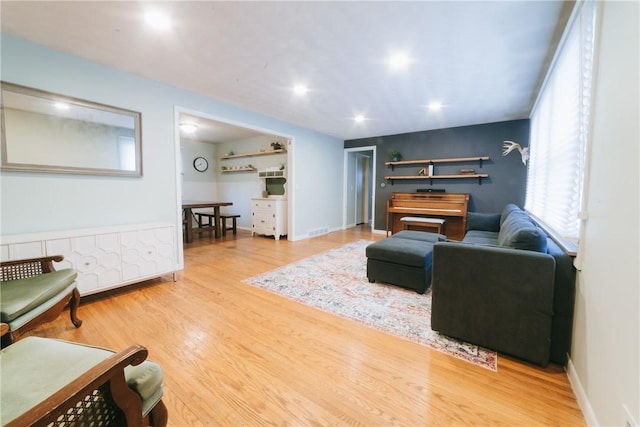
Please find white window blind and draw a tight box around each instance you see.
[525,0,597,244]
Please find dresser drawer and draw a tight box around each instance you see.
[251,198,287,240]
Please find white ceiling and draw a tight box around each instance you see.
[0,1,573,142]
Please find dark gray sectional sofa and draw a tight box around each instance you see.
[431,204,576,366]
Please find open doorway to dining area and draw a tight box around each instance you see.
[175,108,293,244]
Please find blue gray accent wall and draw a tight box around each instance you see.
[344,119,529,231]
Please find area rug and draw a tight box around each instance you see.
[243,240,497,371]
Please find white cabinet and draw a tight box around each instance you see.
[46,233,122,294]
[1,223,177,296]
[121,227,175,281]
[251,198,287,240]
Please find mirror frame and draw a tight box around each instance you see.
[1,81,143,177]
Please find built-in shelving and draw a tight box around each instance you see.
[220,149,286,160]
[221,167,257,173]
[384,156,490,185]
[258,170,286,178]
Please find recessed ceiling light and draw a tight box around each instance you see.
[293,84,308,95]
[180,123,198,134]
[427,101,443,111]
[388,52,410,71]
[144,9,172,31]
[354,115,366,123]
[54,102,70,110]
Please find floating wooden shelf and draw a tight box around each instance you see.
[384,173,489,185]
[220,149,286,160]
[221,167,257,173]
[384,174,489,180]
[384,156,489,167]
[385,155,490,185]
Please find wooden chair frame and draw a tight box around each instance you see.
[0,255,82,346]
[1,335,168,427]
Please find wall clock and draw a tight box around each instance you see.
[193,157,208,172]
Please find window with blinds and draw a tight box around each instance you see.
[525,0,597,249]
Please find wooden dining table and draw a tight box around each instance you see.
[182,200,233,243]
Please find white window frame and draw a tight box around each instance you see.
[525,0,598,261]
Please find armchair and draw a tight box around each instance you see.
[0,255,82,346]
[0,329,168,426]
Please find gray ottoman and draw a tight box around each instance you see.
[366,234,438,294]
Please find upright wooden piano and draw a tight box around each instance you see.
[386,192,470,241]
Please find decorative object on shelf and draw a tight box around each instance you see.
[193,156,208,172]
[227,150,235,156]
[418,167,427,176]
[459,168,475,174]
[271,141,283,150]
[280,163,285,170]
[502,140,529,165]
[391,150,402,162]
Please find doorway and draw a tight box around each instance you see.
[343,146,376,230]
[174,106,295,249]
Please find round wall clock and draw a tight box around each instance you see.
[193,157,208,172]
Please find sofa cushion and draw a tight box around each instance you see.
[462,230,500,245]
[500,203,522,226]
[466,212,501,232]
[498,212,548,252]
[0,269,77,322]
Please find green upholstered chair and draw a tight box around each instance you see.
[0,255,82,346]
[0,330,168,427]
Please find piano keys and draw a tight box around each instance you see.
[386,192,469,240]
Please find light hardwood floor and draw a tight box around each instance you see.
[26,226,585,426]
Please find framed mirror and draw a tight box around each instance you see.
[1,82,142,176]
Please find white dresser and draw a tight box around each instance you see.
[251,198,287,240]
[0,222,178,296]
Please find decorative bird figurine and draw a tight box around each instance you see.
[502,140,529,165]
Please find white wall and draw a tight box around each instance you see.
[180,137,218,202]
[570,2,639,426]
[0,35,344,245]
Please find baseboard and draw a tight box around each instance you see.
[567,356,599,426]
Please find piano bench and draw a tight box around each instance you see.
[366,236,437,294]
[400,216,445,235]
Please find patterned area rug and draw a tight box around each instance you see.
[243,240,497,371]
